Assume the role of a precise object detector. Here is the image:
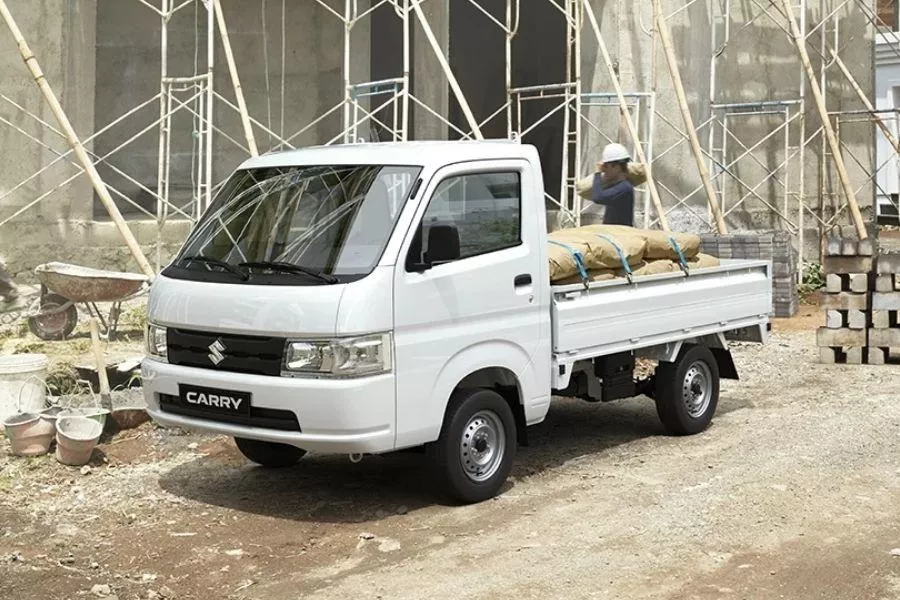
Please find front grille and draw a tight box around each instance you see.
[158,394,301,431]
[167,328,285,376]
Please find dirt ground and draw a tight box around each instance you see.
[2,309,899,600]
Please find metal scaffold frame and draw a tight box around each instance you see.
[0,0,893,276]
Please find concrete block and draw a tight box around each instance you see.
[826,310,843,328]
[825,274,844,293]
[819,347,838,364]
[816,327,865,347]
[871,310,890,329]
[824,256,873,275]
[825,235,843,256]
[876,254,900,275]
[868,328,900,347]
[867,347,887,366]
[875,274,895,293]
[857,238,875,256]
[849,274,868,293]
[846,347,864,365]
[872,292,900,311]
[820,292,868,311]
[848,310,866,330]
[841,239,859,256]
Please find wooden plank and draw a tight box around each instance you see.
[849,273,868,293]
[820,292,868,311]
[868,328,900,347]
[872,292,900,311]
[872,310,890,329]
[824,256,873,275]
[816,328,865,346]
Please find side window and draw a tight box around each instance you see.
[407,171,521,269]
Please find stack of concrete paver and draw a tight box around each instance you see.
[699,232,798,317]
[817,232,900,365]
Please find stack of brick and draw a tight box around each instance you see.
[868,250,900,365]
[817,238,874,365]
[699,232,799,317]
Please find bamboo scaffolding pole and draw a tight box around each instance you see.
[410,0,484,140]
[653,0,728,234]
[830,49,900,155]
[214,0,258,156]
[781,0,867,240]
[582,0,670,231]
[0,0,155,277]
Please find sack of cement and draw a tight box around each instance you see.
[553,269,617,286]
[617,259,679,278]
[549,227,646,278]
[575,164,649,200]
[687,253,720,269]
[583,224,701,261]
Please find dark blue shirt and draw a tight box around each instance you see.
[592,174,634,226]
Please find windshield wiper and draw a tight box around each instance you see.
[179,255,248,281]
[239,261,339,284]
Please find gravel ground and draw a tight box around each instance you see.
[1,315,899,600]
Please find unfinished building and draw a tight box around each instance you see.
[0,0,893,286]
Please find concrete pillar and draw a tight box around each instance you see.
[412,0,448,140]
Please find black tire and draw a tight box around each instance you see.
[28,294,78,341]
[655,344,720,436]
[428,388,517,504]
[234,437,306,468]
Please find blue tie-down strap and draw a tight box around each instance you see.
[668,236,690,275]
[591,233,633,283]
[549,240,589,287]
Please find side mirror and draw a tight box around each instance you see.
[424,224,461,266]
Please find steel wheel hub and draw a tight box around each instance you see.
[459,410,505,483]
[682,360,713,418]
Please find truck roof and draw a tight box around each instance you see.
[239,140,539,170]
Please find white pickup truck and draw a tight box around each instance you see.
[142,141,771,503]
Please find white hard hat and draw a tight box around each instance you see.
[601,143,631,163]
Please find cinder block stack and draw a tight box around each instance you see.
[700,231,798,317]
[867,247,900,366]
[817,237,874,365]
[817,231,900,366]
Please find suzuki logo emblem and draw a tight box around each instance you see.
[208,339,226,365]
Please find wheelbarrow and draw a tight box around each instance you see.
[25,263,149,341]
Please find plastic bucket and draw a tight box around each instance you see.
[58,407,110,428]
[3,412,55,457]
[55,416,102,466]
[0,354,49,422]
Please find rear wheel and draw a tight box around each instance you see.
[234,437,306,468]
[28,294,78,341]
[655,345,720,435]
[428,388,516,504]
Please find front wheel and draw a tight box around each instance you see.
[655,345,720,436]
[234,437,306,468]
[428,388,517,504]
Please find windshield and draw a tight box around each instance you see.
[164,164,422,285]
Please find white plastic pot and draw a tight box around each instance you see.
[0,354,49,422]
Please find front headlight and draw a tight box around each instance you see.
[283,333,392,378]
[146,323,168,361]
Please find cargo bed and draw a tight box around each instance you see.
[550,259,772,362]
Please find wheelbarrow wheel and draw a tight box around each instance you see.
[28,294,78,341]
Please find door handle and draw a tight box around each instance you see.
[514,274,532,287]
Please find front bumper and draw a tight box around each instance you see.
[141,359,395,454]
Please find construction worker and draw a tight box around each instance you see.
[0,261,21,310]
[592,142,635,227]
